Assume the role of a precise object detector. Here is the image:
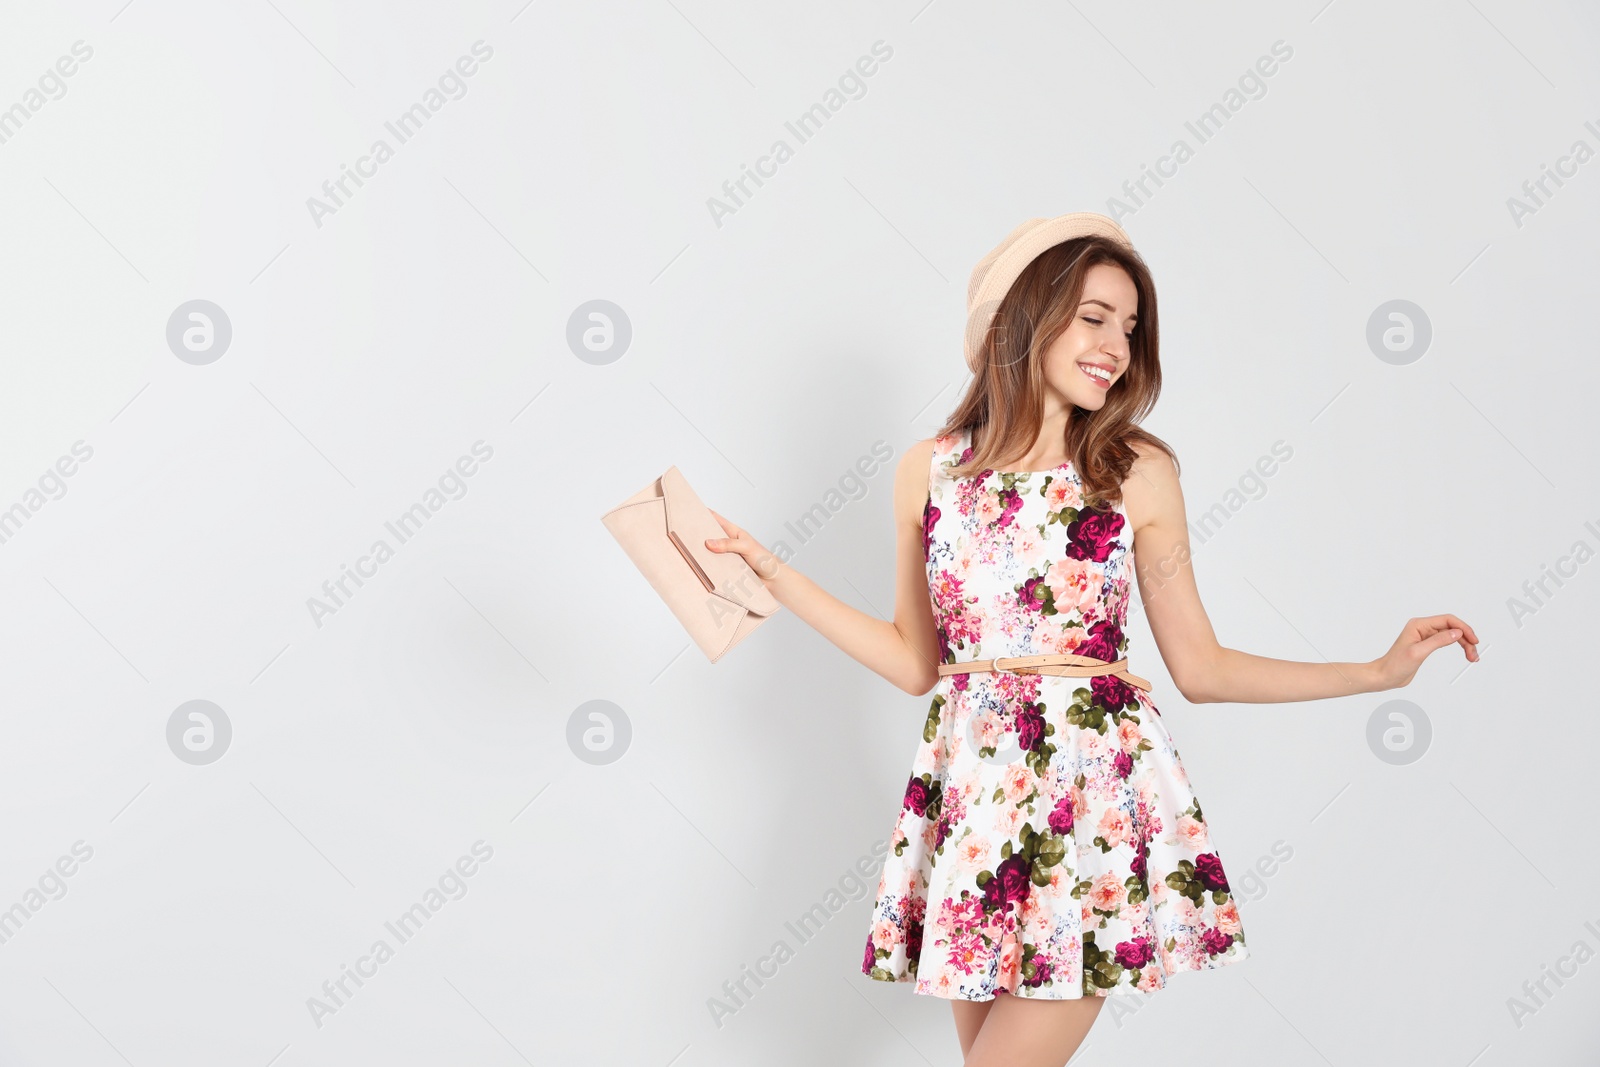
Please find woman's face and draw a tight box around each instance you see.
[1040,262,1138,411]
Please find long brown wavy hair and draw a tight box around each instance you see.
[939,234,1178,511]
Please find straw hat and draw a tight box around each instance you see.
[964,212,1136,372]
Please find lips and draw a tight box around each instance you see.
[1078,362,1114,389]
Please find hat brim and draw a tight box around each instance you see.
[964,212,1135,372]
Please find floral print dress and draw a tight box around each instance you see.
[862,426,1248,1001]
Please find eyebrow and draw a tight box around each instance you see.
[1079,298,1137,324]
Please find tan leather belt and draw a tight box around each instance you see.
[936,652,1151,692]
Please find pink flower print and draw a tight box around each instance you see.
[1114,935,1156,969]
[996,804,1025,840]
[976,492,1003,527]
[1066,508,1125,563]
[1043,473,1084,511]
[1088,871,1126,912]
[862,933,876,973]
[1116,717,1143,753]
[997,935,1022,988]
[982,853,1035,912]
[1176,815,1210,851]
[1018,575,1051,615]
[903,776,934,817]
[1013,524,1049,569]
[921,501,940,557]
[1092,673,1136,712]
[1200,927,1234,956]
[1001,763,1033,804]
[1130,838,1149,883]
[955,832,993,874]
[1015,702,1047,751]
[1136,968,1162,992]
[1113,750,1133,779]
[1077,619,1123,666]
[1215,899,1242,936]
[1023,955,1055,988]
[973,709,1005,754]
[947,927,990,975]
[994,486,1025,529]
[1044,558,1103,620]
[1047,792,1075,835]
[1097,806,1133,848]
[873,917,903,947]
[1019,890,1054,939]
[1194,853,1230,893]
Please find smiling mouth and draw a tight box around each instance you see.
[1078,363,1113,389]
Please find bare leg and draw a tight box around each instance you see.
[962,991,1105,1067]
[949,1000,994,1059]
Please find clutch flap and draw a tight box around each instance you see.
[660,466,780,617]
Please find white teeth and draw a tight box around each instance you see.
[1080,364,1110,381]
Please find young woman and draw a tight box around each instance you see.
[703,213,1478,1066]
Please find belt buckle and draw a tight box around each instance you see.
[989,656,1025,675]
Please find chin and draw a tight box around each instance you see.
[1068,389,1107,411]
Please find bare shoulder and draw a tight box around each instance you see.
[894,436,939,527]
[1120,438,1182,535]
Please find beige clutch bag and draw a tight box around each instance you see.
[600,466,781,662]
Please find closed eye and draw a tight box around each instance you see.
[1082,315,1135,339]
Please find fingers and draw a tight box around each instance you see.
[1422,627,1461,653]
[1430,614,1480,661]
[705,509,746,553]
[704,533,741,553]
[1418,613,1479,645]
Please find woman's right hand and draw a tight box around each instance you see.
[704,509,783,586]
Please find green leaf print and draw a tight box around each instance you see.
[1081,932,1124,992]
[922,693,947,743]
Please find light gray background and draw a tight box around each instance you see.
[1,1,1596,1064]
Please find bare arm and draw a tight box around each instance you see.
[1123,444,1480,704]
[704,439,943,696]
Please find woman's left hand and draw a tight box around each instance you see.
[1369,614,1480,691]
